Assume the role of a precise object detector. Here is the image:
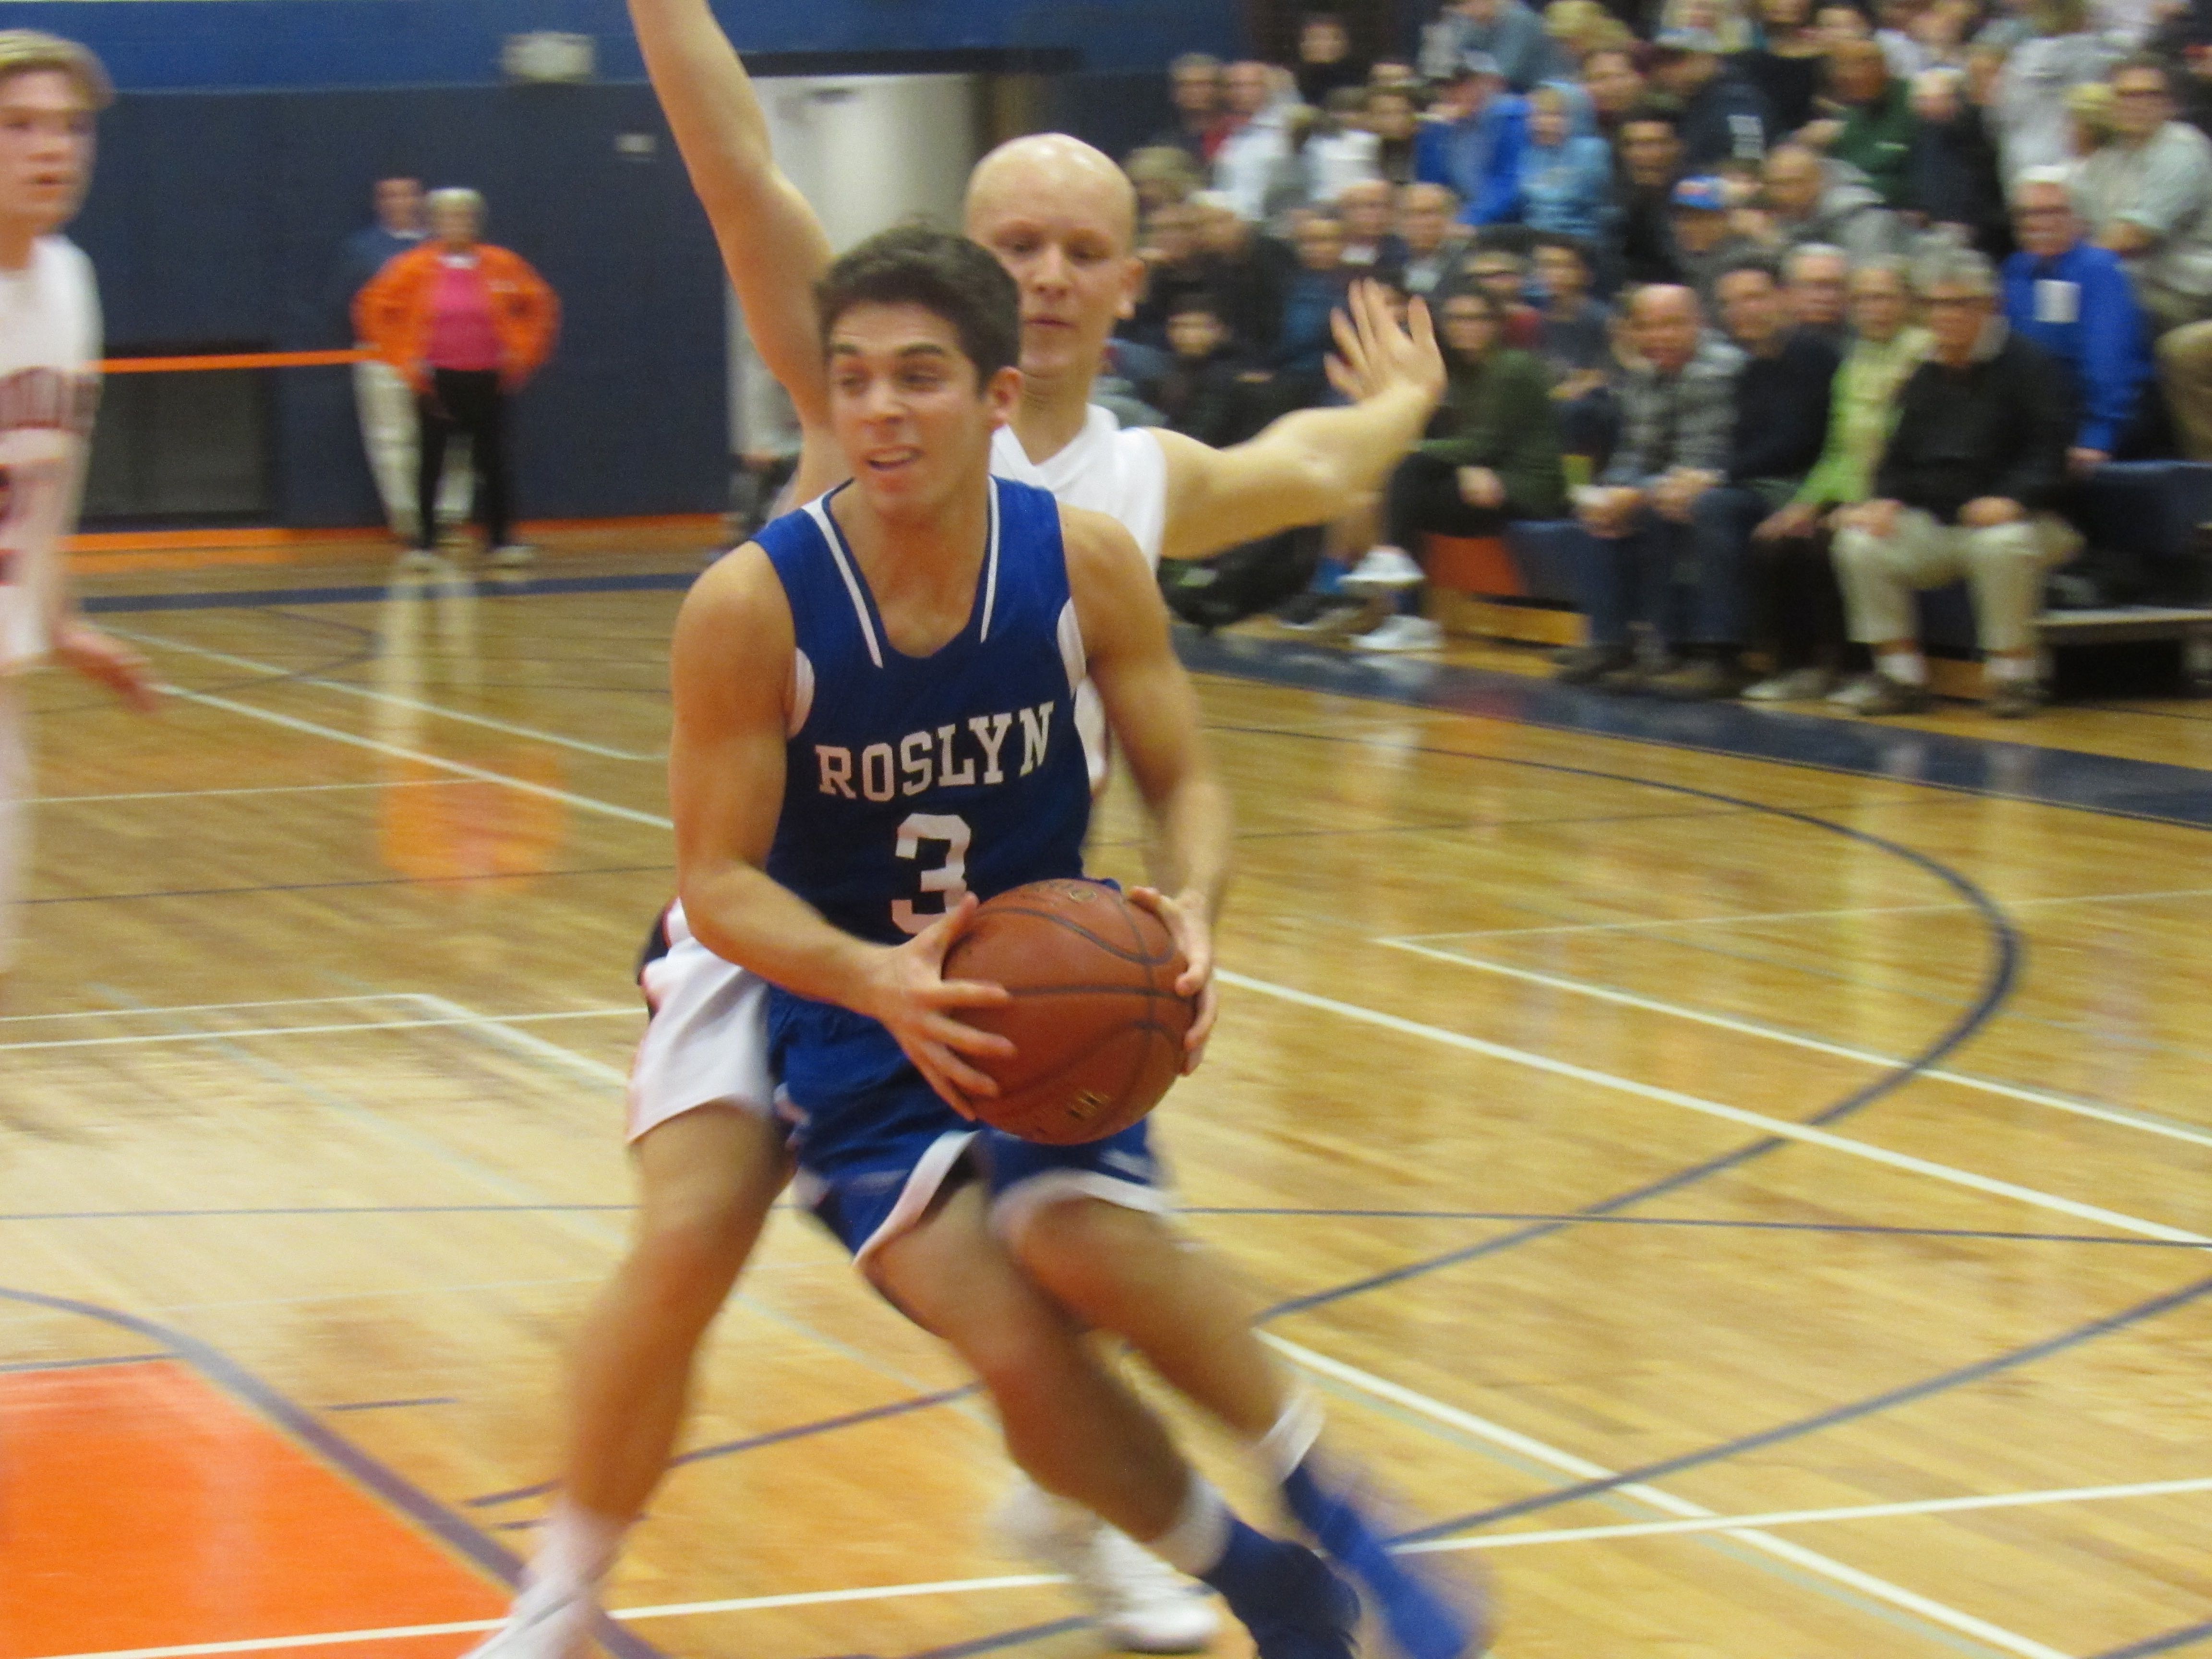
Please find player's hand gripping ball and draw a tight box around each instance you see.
[944,879,1197,1144]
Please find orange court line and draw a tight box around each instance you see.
[67,516,722,568]
[0,1358,506,1659]
[98,350,371,374]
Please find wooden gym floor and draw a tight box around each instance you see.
[5,535,2211,1659]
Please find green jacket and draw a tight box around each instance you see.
[1414,347,1566,520]
[1795,326,1932,507]
[1830,83,1917,208]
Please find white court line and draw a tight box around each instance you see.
[1268,1334,2075,1659]
[158,686,674,830]
[114,626,664,762]
[1379,937,2212,1154]
[29,780,470,806]
[0,995,424,1025]
[1397,884,2212,942]
[1216,969,2210,1248]
[409,991,634,1087]
[18,1575,1069,1659]
[1403,1473,2212,1554]
[0,1008,638,1053]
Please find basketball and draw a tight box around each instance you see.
[943,878,1197,1145]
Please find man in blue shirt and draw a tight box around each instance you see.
[1415,56,1527,227]
[2002,168,2152,472]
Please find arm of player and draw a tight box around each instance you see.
[628,0,847,503]
[668,548,1011,1109]
[1151,281,1444,564]
[1064,506,1233,1070]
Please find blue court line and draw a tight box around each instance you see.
[1185,1210,2196,1247]
[466,1382,978,1508]
[0,1350,174,1373]
[0,1203,636,1220]
[324,1395,459,1412]
[1183,631,2212,831]
[1395,1268,2212,1543]
[905,1618,1090,1659]
[0,1285,671,1659]
[2094,1621,2212,1657]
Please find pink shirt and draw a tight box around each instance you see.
[424,256,501,372]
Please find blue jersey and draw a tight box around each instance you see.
[760,477,1096,1147]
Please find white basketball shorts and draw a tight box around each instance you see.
[625,899,778,1140]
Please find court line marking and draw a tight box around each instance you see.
[0,1009,639,1053]
[1394,884,2212,941]
[28,781,471,806]
[1400,1473,2212,1553]
[40,1471,2208,1659]
[154,685,675,830]
[1214,969,2208,1248]
[1377,937,2212,1154]
[0,995,424,1024]
[114,626,666,762]
[1266,1333,2073,1659]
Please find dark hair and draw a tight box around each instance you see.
[1439,285,1501,318]
[1167,291,1224,322]
[2111,52,2173,88]
[816,225,1021,385]
[1620,101,1681,131]
[1717,251,1782,285]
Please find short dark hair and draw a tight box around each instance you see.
[1620,101,1681,132]
[816,225,1021,385]
[1532,231,1594,268]
[1167,291,1224,322]
[1717,251,1782,286]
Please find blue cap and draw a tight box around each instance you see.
[1671,176,1729,211]
[1452,50,1504,78]
[1654,25,1723,51]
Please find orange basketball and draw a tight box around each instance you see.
[943,878,1196,1145]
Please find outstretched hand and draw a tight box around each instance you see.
[1324,280,1445,410]
[1128,885,1218,1075]
[854,894,1013,1117]
[53,622,159,713]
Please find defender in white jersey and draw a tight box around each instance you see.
[0,34,155,980]
[463,7,1453,1655]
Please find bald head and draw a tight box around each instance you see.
[965,133,1138,252]
[1630,283,1702,373]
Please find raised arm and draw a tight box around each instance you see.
[1064,505,1232,1065]
[630,0,843,496]
[1152,281,1445,563]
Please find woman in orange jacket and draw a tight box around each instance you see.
[355,188,559,567]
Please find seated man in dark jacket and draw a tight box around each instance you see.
[1153,294,1273,447]
[1830,248,2080,718]
[1647,254,1840,699]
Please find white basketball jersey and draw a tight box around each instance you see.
[990,406,1168,568]
[0,238,99,672]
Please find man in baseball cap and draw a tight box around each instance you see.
[1414,49,1528,225]
[1670,175,1760,303]
[1652,24,1773,168]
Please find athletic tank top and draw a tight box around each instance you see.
[758,475,1093,948]
[990,405,1167,568]
[0,238,99,672]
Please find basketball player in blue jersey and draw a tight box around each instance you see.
[683,223,1404,1659]
[461,7,1463,1657]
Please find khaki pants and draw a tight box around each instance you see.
[353,356,469,539]
[1832,509,2079,654]
[2156,320,2212,461]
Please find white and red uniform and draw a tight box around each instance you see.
[0,235,99,969]
[626,410,1170,1140]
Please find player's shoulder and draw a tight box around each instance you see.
[1056,499,1149,582]
[676,540,795,658]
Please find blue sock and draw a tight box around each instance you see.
[1199,1517,1353,1638]
[1283,1462,1474,1659]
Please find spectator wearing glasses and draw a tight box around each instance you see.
[1555,284,1745,688]
[1781,241,1853,343]
[2001,167,2152,473]
[1829,248,2078,718]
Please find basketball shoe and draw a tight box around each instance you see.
[457,1580,598,1659]
[992,1479,1221,1652]
[1282,1452,1489,1659]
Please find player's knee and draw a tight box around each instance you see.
[627,1199,755,1307]
[1011,1197,1167,1308]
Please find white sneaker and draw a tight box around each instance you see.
[1741,667,1834,702]
[1824,673,1887,711]
[490,544,537,569]
[1352,614,1445,653]
[458,1587,599,1659]
[1342,545,1424,590]
[394,547,442,574]
[992,1479,1220,1653]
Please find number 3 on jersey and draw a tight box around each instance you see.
[893,813,971,935]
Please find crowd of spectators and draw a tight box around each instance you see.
[1109,0,2212,715]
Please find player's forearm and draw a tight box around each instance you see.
[629,0,776,206]
[1246,380,1437,524]
[680,860,888,1012]
[1148,768,1235,929]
